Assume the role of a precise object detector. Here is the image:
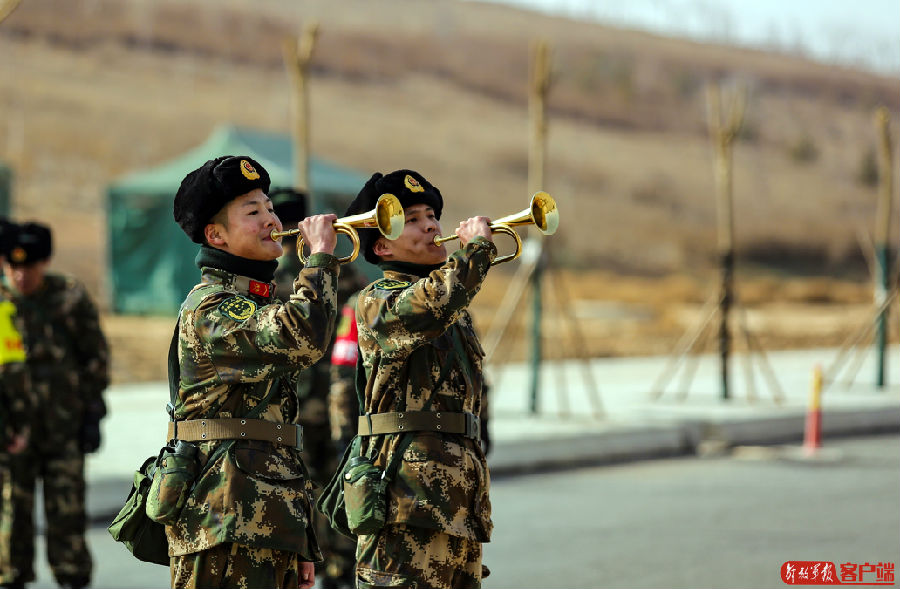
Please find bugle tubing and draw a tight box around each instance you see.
[271,193,404,264]
[433,191,558,265]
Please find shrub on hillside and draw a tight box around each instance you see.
[856,146,879,187]
[788,135,819,164]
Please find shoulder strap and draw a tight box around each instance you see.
[354,345,366,417]
[166,320,180,422]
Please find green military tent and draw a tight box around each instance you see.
[107,125,369,314]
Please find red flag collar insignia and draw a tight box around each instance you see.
[248,280,272,298]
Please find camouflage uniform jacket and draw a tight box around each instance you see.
[167,253,339,558]
[275,249,330,428]
[0,274,108,454]
[356,237,497,542]
[274,250,368,430]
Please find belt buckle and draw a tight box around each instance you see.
[464,412,480,440]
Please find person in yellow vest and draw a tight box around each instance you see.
[0,219,30,589]
[0,292,27,450]
[0,219,27,449]
[0,221,109,589]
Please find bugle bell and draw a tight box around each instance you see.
[270,193,405,264]
[433,191,558,265]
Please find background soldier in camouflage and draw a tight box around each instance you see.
[0,219,28,456]
[343,169,496,589]
[170,156,340,589]
[0,222,109,589]
[271,187,364,589]
[328,291,361,450]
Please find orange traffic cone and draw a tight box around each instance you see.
[803,365,823,455]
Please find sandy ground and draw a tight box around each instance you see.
[101,268,897,384]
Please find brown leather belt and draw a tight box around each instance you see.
[357,411,481,441]
[167,418,303,450]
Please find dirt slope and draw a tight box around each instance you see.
[0,0,896,383]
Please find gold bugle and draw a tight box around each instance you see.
[433,191,558,265]
[271,193,405,264]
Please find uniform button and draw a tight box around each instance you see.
[276,424,282,430]
[277,436,283,442]
[201,421,207,427]
[241,432,246,437]
[240,419,247,425]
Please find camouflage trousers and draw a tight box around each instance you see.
[0,462,8,575]
[302,422,357,587]
[0,439,91,587]
[356,524,484,589]
[170,542,307,589]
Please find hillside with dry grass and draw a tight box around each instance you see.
[0,0,897,383]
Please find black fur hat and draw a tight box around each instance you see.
[173,155,271,243]
[0,218,18,259]
[343,169,443,264]
[269,187,308,225]
[7,221,52,264]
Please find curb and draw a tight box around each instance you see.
[88,406,900,526]
[487,423,689,477]
[689,405,900,448]
[488,405,900,477]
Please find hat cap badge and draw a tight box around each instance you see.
[10,247,26,263]
[240,160,260,180]
[404,174,424,193]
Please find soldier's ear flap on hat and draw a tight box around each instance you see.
[174,156,229,244]
[344,173,386,265]
[0,218,19,259]
[343,173,384,217]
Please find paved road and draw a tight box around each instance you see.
[483,434,900,589]
[23,434,898,588]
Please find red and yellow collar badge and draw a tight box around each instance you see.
[248,280,272,298]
